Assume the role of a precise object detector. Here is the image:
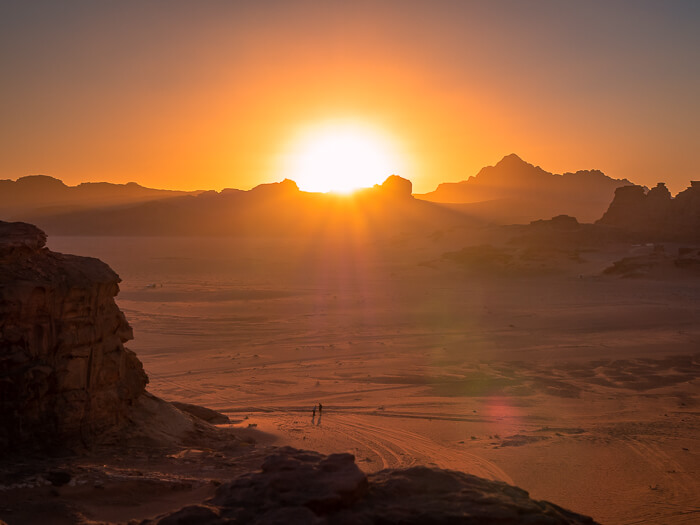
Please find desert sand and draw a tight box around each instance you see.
[39,232,700,525]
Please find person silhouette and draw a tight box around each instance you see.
[312,405,316,419]
[319,403,323,416]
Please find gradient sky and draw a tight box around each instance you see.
[1,1,699,194]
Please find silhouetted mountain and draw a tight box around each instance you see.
[377,174,413,196]
[22,175,480,237]
[1,156,645,237]
[416,154,635,223]
[597,181,700,241]
[0,175,200,221]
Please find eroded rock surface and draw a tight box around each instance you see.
[146,446,598,524]
[0,220,148,453]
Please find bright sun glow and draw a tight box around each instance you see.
[280,122,404,193]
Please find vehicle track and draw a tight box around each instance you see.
[330,414,513,483]
[617,437,700,525]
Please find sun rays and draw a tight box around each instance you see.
[278,121,406,194]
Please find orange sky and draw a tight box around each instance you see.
[1,1,699,194]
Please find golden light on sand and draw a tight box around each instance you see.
[279,122,405,194]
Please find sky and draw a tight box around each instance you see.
[1,1,699,194]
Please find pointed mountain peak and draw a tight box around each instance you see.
[495,153,529,168]
[475,154,545,182]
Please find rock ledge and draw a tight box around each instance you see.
[145,446,598,524]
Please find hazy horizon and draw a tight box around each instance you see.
[0,152,660,195]
[2,2,699,194]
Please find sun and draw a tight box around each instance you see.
[279,122,405,193]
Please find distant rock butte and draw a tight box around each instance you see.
[145,446,598,524]
[0,220,148,452]
[597,181,700,240]
[376,174,413,197]
[248,178,300,196]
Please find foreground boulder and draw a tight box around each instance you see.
[0,221,148,453]
[145,447,598,524]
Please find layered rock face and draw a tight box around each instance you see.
[0,221,148,452]
[598,182,700,240]
[147,447,598,524]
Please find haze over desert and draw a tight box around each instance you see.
[2,2,700,524]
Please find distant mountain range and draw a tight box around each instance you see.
[0,175,200,220]
[2,174,478,237]
[416,154,636,223]
[0,155,639,236]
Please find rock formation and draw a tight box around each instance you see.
[602,244,700,278]
[597,181,700,240]
[0,220,148,453]
[376,174,413,197]
[416,154,635,223]
[0,175,197,222]
[248,178,300,197]
[145,446,598,524]
[529,214,580,230]
[14,175,470,237]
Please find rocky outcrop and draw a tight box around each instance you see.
[377,174,413,198]
[248,178,300,196]
[598,182,700,240]
[146,446,598,524]
[529,214,580,230]
[0,221,148,453]
[602,245,700,278]
[170,401,230,425]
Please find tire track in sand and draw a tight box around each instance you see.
[331,414,513,484]
[618,437,700,525]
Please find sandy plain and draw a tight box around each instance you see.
[43,231,700,525]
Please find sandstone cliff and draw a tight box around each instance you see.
[0,220,148,453]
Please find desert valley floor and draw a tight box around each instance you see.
[46,234,700,525]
